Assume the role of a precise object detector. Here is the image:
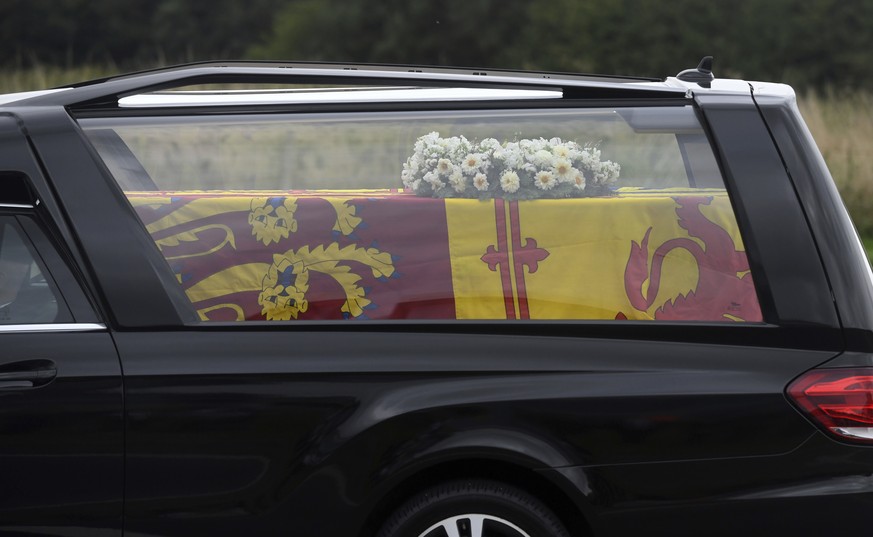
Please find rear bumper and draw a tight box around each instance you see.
[542,431,873,536]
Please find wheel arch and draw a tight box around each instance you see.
[358,456,593,537]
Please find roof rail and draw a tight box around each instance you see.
[66,60,664,89]
[13,61,687,110]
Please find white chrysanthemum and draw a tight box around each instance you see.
[552,158,574,183]
[437,158,453,176]
[449,170,466,193]
[473,173,489,191]
[414,132,440,153]
[424,171,444,189]
[532,149,554,167]
[572,170,586,190]
[501,143,524,169]
[500,171,520,193]
[479,138,501,152]
[461,153,483,175]
[552,144,571,158]
[447,136,469,156]
[530,138,548,151]
[534,170,557,190]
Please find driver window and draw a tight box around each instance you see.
[0,221,61,324]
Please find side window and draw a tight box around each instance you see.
[81,105,762,323]
[0,219,69,324]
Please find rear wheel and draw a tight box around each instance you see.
[376,480,571,537]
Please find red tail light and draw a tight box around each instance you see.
[788,368,873,443]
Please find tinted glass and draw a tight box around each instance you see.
[0,221,63,324]
[82,105,762,323]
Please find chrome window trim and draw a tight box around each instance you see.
[0,323,106,333]
[0,203,35,209]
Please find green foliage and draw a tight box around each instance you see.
[3,0,873,90]
[253,0,873,89]
[0,0,284,68]
[252,0,528,67]
[519,0,873,87]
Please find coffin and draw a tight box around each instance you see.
[128,188,762,322]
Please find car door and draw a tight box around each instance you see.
[0,119,123,536]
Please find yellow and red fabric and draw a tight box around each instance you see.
[127,188,762,323]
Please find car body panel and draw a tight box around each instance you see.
[115,329,835,534]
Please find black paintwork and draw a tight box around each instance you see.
[754,94,873,351]
[1,66,871,535]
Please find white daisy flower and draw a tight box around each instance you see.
[449,170,466,192]
[473,173,489,191]
[500,171,521,193]
[572,170,586,190]
[437,158,453,176]
[552,158,574,183]
[534,170,557,190]
[552,144,571,158]
[461,153,483,175]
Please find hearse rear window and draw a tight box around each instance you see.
[80,105,762,323]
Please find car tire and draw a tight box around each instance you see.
[376,479,571,537]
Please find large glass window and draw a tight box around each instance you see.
[81,105,762,323]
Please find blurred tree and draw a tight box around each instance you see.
[2,0,872,90]
[251,0,528,68]
[0,0,283,67]
[0,0,153,66]
[151,0,284,62]
[253,0,873,88]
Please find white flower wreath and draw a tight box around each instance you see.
[401,132,621,200]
